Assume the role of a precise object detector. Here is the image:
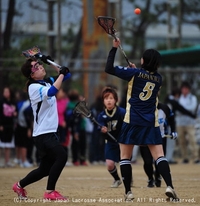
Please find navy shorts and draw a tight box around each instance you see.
[105,141,120,163]
[118,122,162,145]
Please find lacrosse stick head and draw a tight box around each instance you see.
[73,100,92,118]
[97,16,116,37]
[22,46,42,60]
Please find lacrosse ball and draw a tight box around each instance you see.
[134,8,141,15]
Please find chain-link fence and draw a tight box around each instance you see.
[1,58,200,105]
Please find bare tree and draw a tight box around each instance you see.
[181,0,200,27]
[124,0,167,60]
[3,0,15,50]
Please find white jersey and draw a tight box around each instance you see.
[158,108,166,137]
[17,100,30,127]
[28,82,58,137]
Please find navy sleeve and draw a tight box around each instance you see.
[105,47,117,75]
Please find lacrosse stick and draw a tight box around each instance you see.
[164,134,177,140]
[97,16,131,67]
[73,100,117,143]
[22,46,61,69]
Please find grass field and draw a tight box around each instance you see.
[0,158,200,206]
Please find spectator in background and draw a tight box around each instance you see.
[176,81,200,164]
[23,103,38,166]
[14,91,33,168]
[56,88,69,153]
[165,88,196,164]
[65,89,87,166]
[0,86,17,167]
[84,117,94,162]
[89,94,105,165]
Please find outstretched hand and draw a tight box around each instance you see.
[128,62,137,68]
[59,66,70,76]
[40,55,54,65]
[171,132,178,140]
[113,38,121,48]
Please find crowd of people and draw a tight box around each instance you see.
[0,81,200,169]
[0,80,200,169]
[0,44,200,201]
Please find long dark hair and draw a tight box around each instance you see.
[141,49,161,73]
[21,58,34,92]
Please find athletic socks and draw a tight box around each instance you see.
[108,165,120,180]
[156,156,173,188]
[120,159,132,194]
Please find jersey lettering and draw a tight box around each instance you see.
[107,120,118,132]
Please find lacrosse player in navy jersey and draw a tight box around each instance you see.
[97,87,125,188]
[12,56,71,200]
[105,38,179,201]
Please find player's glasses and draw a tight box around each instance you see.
[31,61,43,73]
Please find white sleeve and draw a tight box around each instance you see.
[28,83,49,104]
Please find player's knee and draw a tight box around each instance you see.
[106,162,115,170]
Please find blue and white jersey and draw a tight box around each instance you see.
[17,100,31,127]
[114,66,162,127]
[28,79,58,137]
[157,102,176,137]
[97,106,126,142]
[158,108,166,137]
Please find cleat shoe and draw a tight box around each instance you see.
[155,177,162,187]
[124,191,134,202]
[80,161,88,166]
[44,190,67,200]
[20,161,33,168]
[147,179,154,188]
[12,182,27,199]
[165,186,179,201]
[5,162,15,168]
[182,159,189,164]
[73,161,80,166]
[154,172,162,187]
[194,159,200,164]
[111,180,122,188]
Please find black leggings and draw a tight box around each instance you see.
[20,144,68,190]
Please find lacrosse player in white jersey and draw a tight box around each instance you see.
[13,55,71,200]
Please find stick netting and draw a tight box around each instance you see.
[97,16,116,36]
[73,100,92,118]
